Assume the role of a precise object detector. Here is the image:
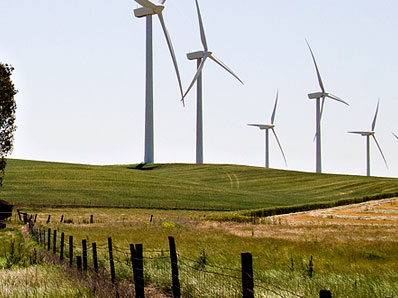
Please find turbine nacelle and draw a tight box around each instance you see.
[348,131,375,137]
[247,124,275,130]
[187,51,212,60]
[134,6,163,17]
[308,92,326,99]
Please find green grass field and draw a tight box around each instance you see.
[2,159,398,212]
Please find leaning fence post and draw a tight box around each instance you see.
[53,230,57,254]
[108,237,116,284]
[320,290,332,298]
[60,232,64,260]
[69,236,73,266]
[92,242,98,273]
[241,252,254,298]
[168,236,180,298]
[82,239,87,271]
[46,215,51,223]
[60,215,64,223]
[34,214,37,223]
[47,228,51,251]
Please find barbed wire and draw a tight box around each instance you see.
[179,254,241,273]
[255,277,304,298]
[179,260,240,281]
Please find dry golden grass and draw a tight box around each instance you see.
[220,197,398,243]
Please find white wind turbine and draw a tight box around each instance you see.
[248,90,287,168]
[393,132,398,140]
[306,39,349,173]
[182,0,243,164]
[134,0,183,164]
[348,101,388,176]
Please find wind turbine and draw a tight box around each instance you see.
[306,39,349,173]
[182,0,243,164]
[393,132,398,140]
[248,90,287,168]
[134,0,183,164]
[348,101,388,176]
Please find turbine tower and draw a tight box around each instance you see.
[134,0,183,163]
[182,0,243,164]
[248,90,287,168]
[306,40,349,173]
[348,101,388,176]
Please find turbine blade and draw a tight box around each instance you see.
[305,39,325,93]
[271,128,287,166]
[271,89,278,124]
[194,0,208,51]
[208,54,244,85]
[313,132,317,142]
[158,12,184,98]
[372,135,388,169]
[159,0,166,4]
[371,100,380,131]
[181,54,208,102]
[393,132,398,140]
[326,93,349,106]
[348,131,368,135]
[135,0,157,9]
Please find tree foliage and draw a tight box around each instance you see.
[0,63,17,185]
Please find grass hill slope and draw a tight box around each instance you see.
[1,159,398,212]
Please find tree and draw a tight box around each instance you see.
[0,63,17,186]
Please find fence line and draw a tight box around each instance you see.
[23,213,318,298]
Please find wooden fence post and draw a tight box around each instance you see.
[92,242,98,273]
[34,214,37,223]
[46,215,51,223]
[47,228,51,251]
[90,215,93,224]
[53,230,57,254]
[82,239,87,271]
[241,252,254,298]
[60,215,64,223]
[130,244,145,298]
[60,232,64,260]
[17,209,21,221]
[69,236,73,266]
[77,256,82,270]
[108,237,116,284]
[168,236,180,298]
[43,229,46,247]
[320,290,332,298]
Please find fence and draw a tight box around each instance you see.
[22,213,332,298]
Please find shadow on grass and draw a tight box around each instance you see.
[127,163,160,171]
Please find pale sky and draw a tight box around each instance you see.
[1,0,397,177]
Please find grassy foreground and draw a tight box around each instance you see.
[2,159,398,212]
[26,207,398,298]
